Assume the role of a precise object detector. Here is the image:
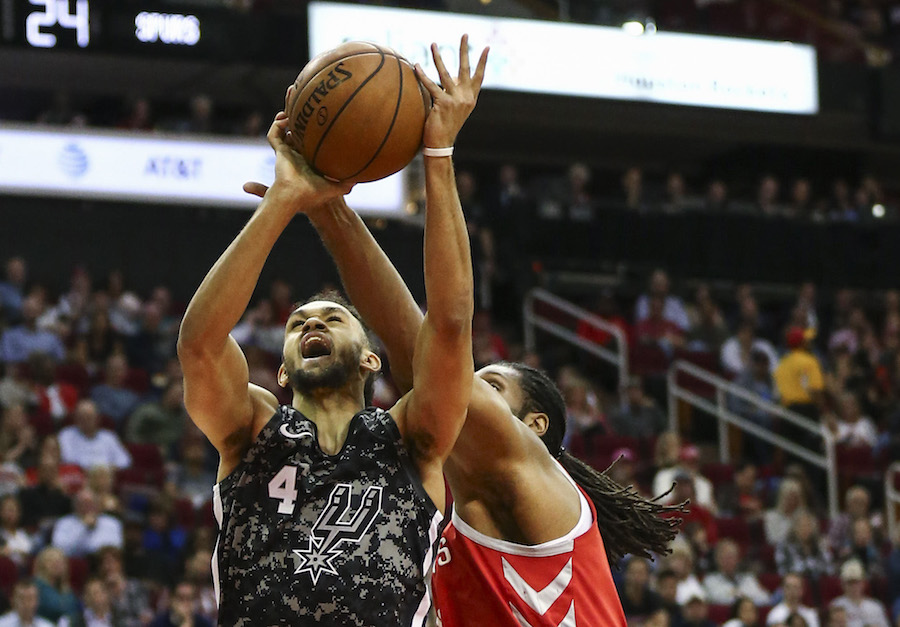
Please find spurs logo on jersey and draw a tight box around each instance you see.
[294,483,384,584]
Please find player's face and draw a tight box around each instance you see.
[476,364,527,418]
[282,301,370,392]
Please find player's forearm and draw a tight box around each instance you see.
[307,198,423,393]
[423,157,474,331]
[179,189,298,351]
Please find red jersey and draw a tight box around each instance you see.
[431,473,626,627]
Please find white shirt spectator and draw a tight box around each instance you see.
[704,571,771,605]
[635,294,690,331]
[675,574,706,606]
[58,425,131,470]
[51,512,123,557]
[0,612,55,627]
[720,336,778,377]
[835,418,878,448]
[830,595,890,627]
[767,602,820,627]
[653,467,716,512]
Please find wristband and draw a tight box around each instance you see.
[422,146,454,158]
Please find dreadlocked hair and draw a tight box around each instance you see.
[498,361,688,567]
[295,289,380,406]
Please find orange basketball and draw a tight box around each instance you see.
[287,42,430,183]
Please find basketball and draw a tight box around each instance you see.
[286,42,430,183]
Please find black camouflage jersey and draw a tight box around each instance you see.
[212,405,443,626]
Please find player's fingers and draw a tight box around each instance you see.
[243,181,269,198]
[458,34,470,80]
[472,47,490,92]
[431,43,455,93]
[415,65,445,101]
[284,85,295,110]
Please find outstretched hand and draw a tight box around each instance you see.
[242,111,353,211]
[414,34,489,150]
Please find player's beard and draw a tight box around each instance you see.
[288,348,357,396]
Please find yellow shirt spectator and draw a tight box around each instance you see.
[774,349,824,406]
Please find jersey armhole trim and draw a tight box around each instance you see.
[451,459,592,557]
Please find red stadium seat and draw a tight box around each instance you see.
[173,498,196,529]
[819,575,844,605]
[759,572,782,593]
[700,462,734,488]
[67,556,90,595]
[631,345,670,376]
[123,368,149,394]
[835,445,878,479]
[54,363,91,395]
[0,556,18,597]
[126,443,164,472]
[708,604,732,625]
[716,517,750,548]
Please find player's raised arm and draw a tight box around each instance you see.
[392,37,489,486]
[178,113,348,473]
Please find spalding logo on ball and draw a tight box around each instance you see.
[287,42,431,184]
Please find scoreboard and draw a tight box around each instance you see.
[0,0,307,64]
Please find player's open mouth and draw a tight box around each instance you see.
[301,334,333,359]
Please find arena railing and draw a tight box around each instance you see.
[887,462,900,542]
[522,288,628,386]
[667,359,839,519]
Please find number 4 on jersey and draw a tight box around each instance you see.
[268,465,299,514]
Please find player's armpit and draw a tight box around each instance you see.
[179,333,277,469]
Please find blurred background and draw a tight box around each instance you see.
[2,1,900,626]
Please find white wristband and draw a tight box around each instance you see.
[422,146,454,158]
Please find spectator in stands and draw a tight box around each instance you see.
[58,399,131,470]
[19,449,73,532]
[51,487,123,557]
[828,485,884,556]
[655,568,683,627]
[664,473,718,544]
[704,538,772,605]
[830,559,890,627]
[0,257,27,324]
[86,466,120,517]
[79,308,122,369]
[125,380,188,460]
[728,349,777,462]
[764,478,810,545]
[117,97,153,132]
[636,269,690,331]
[108,292,142,339]
[654,445,718,514]
[89,354,141,427]
[0,404,36,469]
[0,297,65,364]
[607,447,638,489]
[829,307,871,357]
[687,287,730,354]
[684,520,715,575]
[148,580,213,627]
[767,572,820,627]
[0,580,53,627]
[757,175,784,216]
[636,294,686,354]
[824,392,878,448]
[230,299,284,359]
[842,519,885,578]
[721,324,778,378]
[0,363,32,410]
[561,376,606,442]
[608,375,668,438]
[38,267,91,344]
[28,352,79,424]
[32,547,79,623]
[718,459,765,521]
[94,546,152,627]
[775,510,833,580]
[723,597,761,627]
[622,166,645,211]
[576,289,631,349]
[886,530,900,616]
[705,179,730,212]
[166,433,214,508]
[666,543,706,606]
[663,171,701,213]
[825,604,848,627]
[141,496,188,583]
[0,494,33,568]
[786,178,814,220]
[58,576,121,627]
[681,590,715,627]
[183,548,217,625]
[176,95,216,135]
[472,310,509,368]
[653,431,682,478]
[774,326,825,423]
[126,301,173,375]
[829,179,858,222]
[620,557,664,622]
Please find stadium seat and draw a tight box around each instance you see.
[759,572,782,593]
[715,517,750,548]
[700,462,734,488]
[67,556,90,595]
[54,363,91,395]
[0,556,18,597]
[126,443,164,472]
[173,498,196,529]
[708,604,732,625]
[819,575,844,605]
[835,445,878,479]
[631,345,670,376]
[123,368,149,394]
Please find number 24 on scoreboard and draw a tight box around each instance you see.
[26,0,90,49]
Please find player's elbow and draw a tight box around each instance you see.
[431,295,474,336]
